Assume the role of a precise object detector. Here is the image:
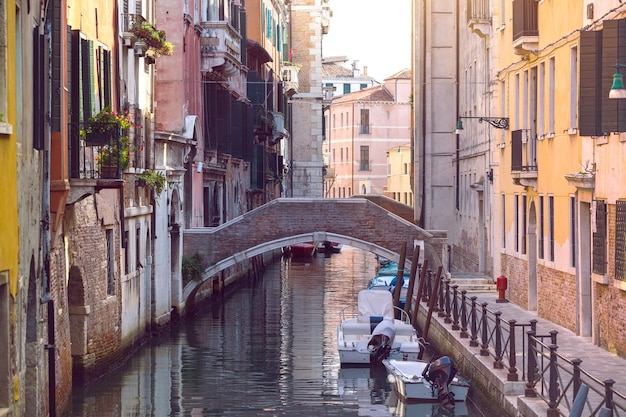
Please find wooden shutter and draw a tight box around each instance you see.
[579,30,602,136]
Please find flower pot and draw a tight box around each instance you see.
[134,39,148,56]
[99,165,119,179]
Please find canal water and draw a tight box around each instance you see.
[70,246,484,416]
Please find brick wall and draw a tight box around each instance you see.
[64,193,123,383]
[184,198,447,287]
[596,204,626,357]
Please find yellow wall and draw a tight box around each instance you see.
[386,144,413,207]
[0,0,18,296]
[497,0,583,269]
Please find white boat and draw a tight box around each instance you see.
[383,357,470,405]
[337,290,423,365]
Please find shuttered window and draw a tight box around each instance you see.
[616,201,626,281]
[579,18,626,135]
[593,200,607,275]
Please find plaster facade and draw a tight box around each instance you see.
[324,71,411,198]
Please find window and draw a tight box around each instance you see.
[360,83,367,89]
[522,195,527,254]
[0,271,8,409]
[515,195,519,252]
[345,147,349,161]
[548,57,555,135]
[523,70,529,130]
[616,201,626,281]
[360,109,370,134]
[569,46,578,131]
[500,80,506,145]
[539,196,544,259]
[343,83,350,94]
[570,196,577,267]
[593,200,607,275]
[359,146,370,171]
[106,229,115,295]
[403,163,408,174]
[514,73,520,130]
[0,1,8,132]
[340,112,343,127]
[340,147,343,162]
[136,226,142,269]
[502,194,506,249]
[538,62,545,137]
[332,147,335,162]
[549,196,555,261]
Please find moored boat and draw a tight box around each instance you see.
[337,290,424,365]
[317,241,343,253]
[383,357,470,405]
[289,242,317,258]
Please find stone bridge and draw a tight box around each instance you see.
[182,197,448,305]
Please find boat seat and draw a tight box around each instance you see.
[341,321,415,337]
[341,322,375,336]
[357,315,388,332]
[394,322,415,336]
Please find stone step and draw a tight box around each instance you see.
[447,275,497,292]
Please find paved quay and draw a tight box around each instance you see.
[415,289,626,417]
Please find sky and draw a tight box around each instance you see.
[322,0,412,83]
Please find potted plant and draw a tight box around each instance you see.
[89,107,138,178]
[131,21,174,58]
[138,169,167,196]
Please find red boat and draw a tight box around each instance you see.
[289,242,317,258]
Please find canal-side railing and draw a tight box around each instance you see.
[416,269,626,417]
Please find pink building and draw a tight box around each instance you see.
[324,69,412,197]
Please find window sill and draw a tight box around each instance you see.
[592,273,608,285]
[0,123,12,135]
[614,279,626,292]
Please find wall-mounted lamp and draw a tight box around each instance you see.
[609,62,626,99]
[455,116,510,134]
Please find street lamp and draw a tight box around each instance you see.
[455,116,510,134]
[609,62,626,99]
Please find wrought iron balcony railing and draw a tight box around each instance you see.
[69,122,124,180]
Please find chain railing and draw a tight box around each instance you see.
[415,268,626,416]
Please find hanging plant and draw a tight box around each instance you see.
[131,21,174,58]
[138,169,167,196]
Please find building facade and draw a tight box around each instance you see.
[385,143,413,207]
[324,70,411,198]
[415,0,626,358]
[286,0,330,198]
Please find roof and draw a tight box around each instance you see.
[332,85,394,103]
[322,55,349,63]
[384,68,411,80]
[322,61,354,78]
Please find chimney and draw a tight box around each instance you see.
[352,60,360,77]
[363,66,368,77]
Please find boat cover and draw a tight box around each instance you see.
[357,290,394,321]
[371,319,396,342]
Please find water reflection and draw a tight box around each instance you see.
[70,247,479,417]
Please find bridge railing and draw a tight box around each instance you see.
[415,269,626,416]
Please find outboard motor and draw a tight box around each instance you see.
[424,356,458,405]
[367,319,396,365]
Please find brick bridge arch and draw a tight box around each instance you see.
[182,198,448,305]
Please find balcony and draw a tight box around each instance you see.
[271,112,289,144]
[467,0,490,37]
[512,0,538,55]
[69,122,125,182]
[510,129,537,189]
[122,14,145,47]
[282,63,300,97]
[200,22,242,78]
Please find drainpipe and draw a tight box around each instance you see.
[40,3,55,415]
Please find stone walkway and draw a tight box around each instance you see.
[425,290,626,416]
